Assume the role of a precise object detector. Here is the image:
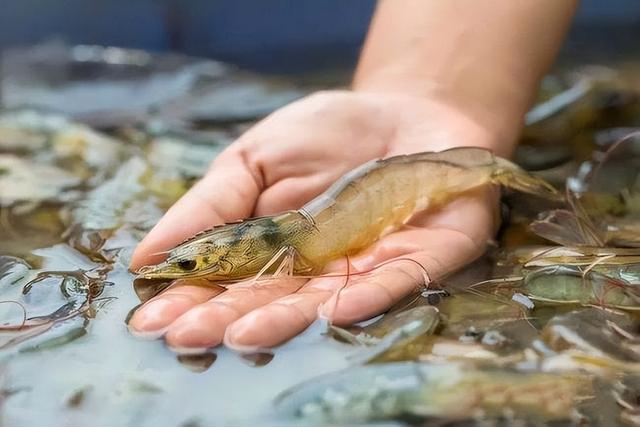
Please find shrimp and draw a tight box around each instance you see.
[136,147,559,282]
[274,362,592,424]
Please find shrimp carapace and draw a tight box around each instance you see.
[136,147,559,281]
[136,211,317,281]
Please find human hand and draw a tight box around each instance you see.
[128,90,503,352]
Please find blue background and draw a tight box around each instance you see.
[1,0,639,73]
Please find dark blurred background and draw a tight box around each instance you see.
[1,0,640,74]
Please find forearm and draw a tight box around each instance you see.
[353,0,578,153]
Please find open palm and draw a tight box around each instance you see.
[128,91,501,352]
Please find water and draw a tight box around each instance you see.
[0,113,352,425]
[2,44,640,426]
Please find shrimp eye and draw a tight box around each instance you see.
[177,259,197,271]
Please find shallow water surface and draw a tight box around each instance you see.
[3,45,640,426]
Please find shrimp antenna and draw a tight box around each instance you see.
[0,300,27,331]
[314,257,432,326]
[323,255,353,326]
[376,257,432,291]
[222,257,433,303]
[274,257,432,284]
[149,249,173,256]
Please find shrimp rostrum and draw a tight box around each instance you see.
[136,147,559,283]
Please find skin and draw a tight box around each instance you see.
[128,0,578,352]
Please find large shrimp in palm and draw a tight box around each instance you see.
[136,147,558,283]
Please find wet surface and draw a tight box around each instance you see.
[2,44,640,426]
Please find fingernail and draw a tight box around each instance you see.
[128,325,167,340]
[165,323,219,350]
[223,313,271,354]
[129,299,174,333]
[167,344,211,355]
[224,316,254,347]
[224,327,270,354]
[164,308,225,349]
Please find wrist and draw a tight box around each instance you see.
[352,70,528,156]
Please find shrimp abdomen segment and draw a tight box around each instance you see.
[298,147,557,265]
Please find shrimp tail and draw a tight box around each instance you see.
[491,157,562,200]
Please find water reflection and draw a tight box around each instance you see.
[177,353,217,373]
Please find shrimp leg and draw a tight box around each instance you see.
[251,246,297,283]
[273,247,298,278]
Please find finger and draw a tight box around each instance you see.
[164,277,306,351]
[253,173,337,216]
[416,186,501,238]
[228,191,497,347]
[319,218,489,326]
[320,190,496,325]
[223,275,347,350]
[128,279,224,337]
[130,149,262,270]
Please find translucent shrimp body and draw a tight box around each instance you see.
[136,147,558,282]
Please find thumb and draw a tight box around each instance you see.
[130,150,262,270]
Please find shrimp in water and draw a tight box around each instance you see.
[136,147,559,282]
